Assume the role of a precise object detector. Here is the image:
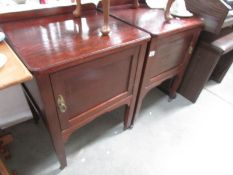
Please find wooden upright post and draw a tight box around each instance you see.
[73,0,82,17]
[101,0,110,35]
[164,0,175,21]
[133,0,140,8]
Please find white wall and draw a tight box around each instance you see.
[0,85,32,129]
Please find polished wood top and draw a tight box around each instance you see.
[108,4,203,37]
[1,10,150,74]
[0,41,32,90]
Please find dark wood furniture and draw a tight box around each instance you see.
[0,133,14,175]
[179,0,233,102]
[1,6,150,169]
[101,2,203,124]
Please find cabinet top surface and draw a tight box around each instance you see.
[109,5,203,37]
[1,10,150,73]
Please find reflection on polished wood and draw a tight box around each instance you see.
[1,8,150,169]
[2,10,149,73]
[108,4,203,37]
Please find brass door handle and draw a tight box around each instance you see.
[57,95,67,113]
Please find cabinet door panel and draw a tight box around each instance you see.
[148,31,194,82]
[51,47,139,129]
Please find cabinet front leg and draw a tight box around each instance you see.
[36,76,67,169]
[51,136,67,169]
[46,129,67,169]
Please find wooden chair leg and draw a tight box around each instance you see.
[0,133,14,175]
[23,92,40,124]
[21,84,40,124]
[0,134,13,160]
[0,159,10,175]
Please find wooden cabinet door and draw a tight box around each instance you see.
[146,30,195,85]
[50,47,140,130]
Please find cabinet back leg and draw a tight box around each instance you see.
[124,104,135,130]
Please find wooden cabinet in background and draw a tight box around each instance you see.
[104,3,203,123]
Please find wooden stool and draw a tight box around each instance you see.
[0,133,13,175]
[0,159,10,175]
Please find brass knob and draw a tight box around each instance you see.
[57,95,67,113]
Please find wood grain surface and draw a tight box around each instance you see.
[0,41,32,90]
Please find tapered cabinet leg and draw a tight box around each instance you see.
[124,104,135,130]
[53,139,67,170]
[169,75,181,99]
[36,76,68,169]
[46,130,67,169]
[124,44,148,129]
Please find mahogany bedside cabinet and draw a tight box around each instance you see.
[99,1,203,125]
[0,5,150,169]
